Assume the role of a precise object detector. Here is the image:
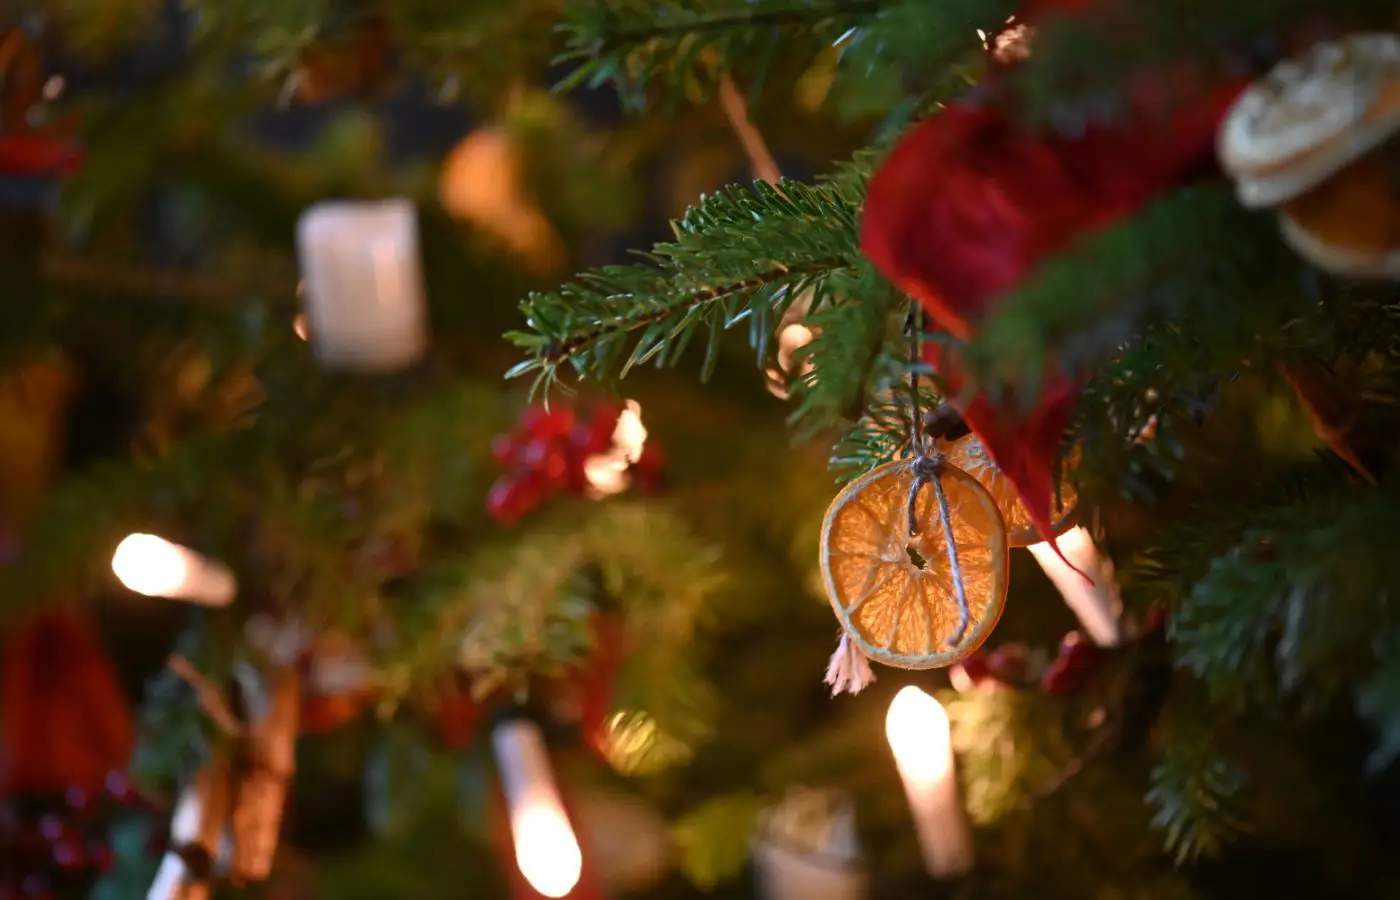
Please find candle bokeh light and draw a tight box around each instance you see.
[111,533,237,607]
[885,686,974,879]
[1028,525,1123,647]
[492,719,584,898]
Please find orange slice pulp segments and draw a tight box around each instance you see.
[937,435,1079,547]
[820,458,1010,670]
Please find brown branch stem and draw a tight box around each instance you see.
[717,74,782,186]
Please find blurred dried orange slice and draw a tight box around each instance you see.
[819,458,1009,669]
[936,435,1078,547]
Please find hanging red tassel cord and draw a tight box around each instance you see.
[0,610,135,796]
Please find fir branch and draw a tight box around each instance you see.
[1148,734,1250,864]
[1172,473,1400,711]
[1012,0,1399,128]
[508,178,863,392]
[673,793,764,889]
[785,267,906,440]
[556,0,884,105]
[556,0,1010,114]
[384,501,724,743]
[969,185,1304,410]
[827,383,938,483]
[1355,629,1400,774]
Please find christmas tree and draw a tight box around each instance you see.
[3,1,1400,898]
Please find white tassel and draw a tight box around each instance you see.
[824,633,876,696]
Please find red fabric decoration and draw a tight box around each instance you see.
[861,76,1240,549]
[0,611,134,795]
[433,681,486,751]
[576,616,628,759]
[0,135,83,177]
[928,342,1082,549]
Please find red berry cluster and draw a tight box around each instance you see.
[953,644,1029,690]
[1039,632,1106,695]
[0,772,160,900]
[953,632,1108,696]
[486,402,666,524]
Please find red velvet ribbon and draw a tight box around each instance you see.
[860,0,1244,556]
[0,610,134,795]
[0,134,83,177]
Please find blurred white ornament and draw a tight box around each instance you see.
[493,718,584,898]
[147,759,232,900]
[885,686,973,879]
[112,533,236,607]
[1028,526,1123,647]
[296,198,428,372]
[752,788,866,900]
[572,786,674,893]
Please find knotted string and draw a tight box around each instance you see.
[905,308,971,648]
[825,305,974,695]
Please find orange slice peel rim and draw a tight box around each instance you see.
[819,456,1010,670]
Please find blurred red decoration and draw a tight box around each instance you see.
[1040,631,1106,695]
[1,611,134,795]
[432,676,487,751]
[487,400,661,524]
[860,0,1243,561]
[0,28,84,179]
[951,642,1030,692]
[572,616,629,759]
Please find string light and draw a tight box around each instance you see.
[1027,526,1123,647]
[111,533,237,607]
[492,719,583,898]
[885,686,974,879]
[583,399,647,498]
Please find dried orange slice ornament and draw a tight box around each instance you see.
[820,456,1010,695]
[936,434,1079,547]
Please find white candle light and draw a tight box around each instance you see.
[884,686,973,879]
[147,763,230,900]
[1027,526,1123,647]
[492,719,584,899]
[296,198,428,371]
[583,399,647,498]
[113,533,236,607]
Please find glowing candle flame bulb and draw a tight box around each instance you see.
[1028,526,1123,647]
[583,399,647,498]
[112,533,237,607]
[884,687,974,879]
[492,719,583,898]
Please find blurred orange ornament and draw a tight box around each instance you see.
[439,127,564,272]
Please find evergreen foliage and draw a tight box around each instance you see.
[7,0,1400,897]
